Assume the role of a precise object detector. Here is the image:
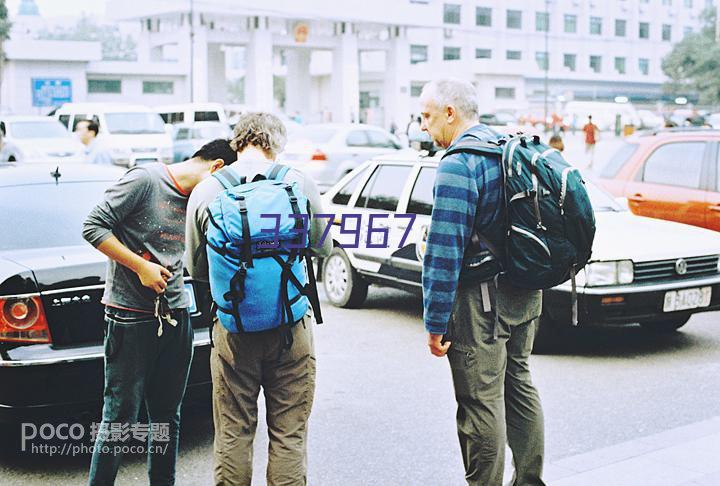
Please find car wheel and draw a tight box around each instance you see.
[640,316,690,333]
[322,248,368,308]
[7,156,16,162]
[532,315,566,354]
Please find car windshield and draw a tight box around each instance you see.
[291,126,337,144]
[9,121,71,139]
[585,179,625,212]
[0,181,112,251]
[600,142,639,178]
[104,112,166,134]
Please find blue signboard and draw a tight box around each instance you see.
[31,78,72,107]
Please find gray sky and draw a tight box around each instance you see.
[7,0,106,19]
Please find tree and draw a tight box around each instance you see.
[662,8,720,105]
[0,0,11,111]
[38,15,136,61]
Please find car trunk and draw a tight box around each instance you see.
[2,247,211,348]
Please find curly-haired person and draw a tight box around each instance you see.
[185,112,332,485]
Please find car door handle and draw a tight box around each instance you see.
[628,194,645,203]
[709,205,720,212]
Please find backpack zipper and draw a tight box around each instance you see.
[559,167,579,212]
[511,225,551,257]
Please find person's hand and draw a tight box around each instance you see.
[137,261,172,294]
[428,333,451,357]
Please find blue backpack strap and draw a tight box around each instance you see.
[213,167,246,189]
[266,163,290,181]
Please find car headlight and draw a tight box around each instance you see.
[585,260,634,286]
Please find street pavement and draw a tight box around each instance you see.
[1,282,719,485]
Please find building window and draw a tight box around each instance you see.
[564,14,577,33]
[662,24,672,41]
[410,81,426,98]
[495,87,516,99]
[507,9,522,29]
[639,58,649,75]
[615,19,627,37]
[536,12,549,32]
[684,0,692,6]
[535,51,548,71]
[476,7,491,26]
[475,48,492,59]
[590,55,602,73]
[614,56,626,74]
[506,50,522,60]
[88,79,121,94]
[590,17,602,35]
[443,46,461,61]
[662,0,672,5]
[410,45,428,64]
[564,54,576,72]
[443,3,461,24]
[639,22,650,39]
[142,81,174,94]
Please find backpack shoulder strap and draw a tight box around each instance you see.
[442,140,503,160]
[265,163,291,181]
[213,167,246,189]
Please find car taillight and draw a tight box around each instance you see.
[0,295,52,343]
[311,149,327,161]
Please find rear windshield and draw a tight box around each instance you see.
[600,142,639,178]
[10,121,71,139]
[105,112,166,134]
[0,181,112,251]
[194,111,221,122]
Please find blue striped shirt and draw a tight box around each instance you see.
[422,124,503,334]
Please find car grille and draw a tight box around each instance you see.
[633,255,719,283]
[131,147,157,153]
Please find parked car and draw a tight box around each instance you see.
[156,102,228,126]
[52,103,173,167]
[319,153,720,351]
[479,112,517,126]
[596,128,720,232]
[171,121,232,162]
[563,101,641,131]
[0,164,212,424]
[0,116,84,164]
[277,123,404,192]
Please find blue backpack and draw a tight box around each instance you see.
[443,133,596,324]
[205,164,322,348]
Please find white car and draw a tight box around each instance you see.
[319,152,720,351]
[277,123,405,192]
[53,103,173,167]
[0,116,84,164]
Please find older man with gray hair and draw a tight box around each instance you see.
[419,79,546,486]
[185,112,332,485]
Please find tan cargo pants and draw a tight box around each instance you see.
[210,315,315,486]
[446,278,546,486]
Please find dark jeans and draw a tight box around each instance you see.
[88,307,193,486]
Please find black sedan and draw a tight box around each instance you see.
[0,164,212,424]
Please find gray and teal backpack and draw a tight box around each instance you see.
[443,133,596,324]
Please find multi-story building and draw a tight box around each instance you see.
[406,0,715,114]
[1,1,714,127]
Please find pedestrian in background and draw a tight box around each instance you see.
[75,119,113,165]
[419,78,546,486]
[583,115,599,170]
[549,134,564,152]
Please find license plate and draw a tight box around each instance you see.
[663,287,711,312]
[184,283,198,314]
